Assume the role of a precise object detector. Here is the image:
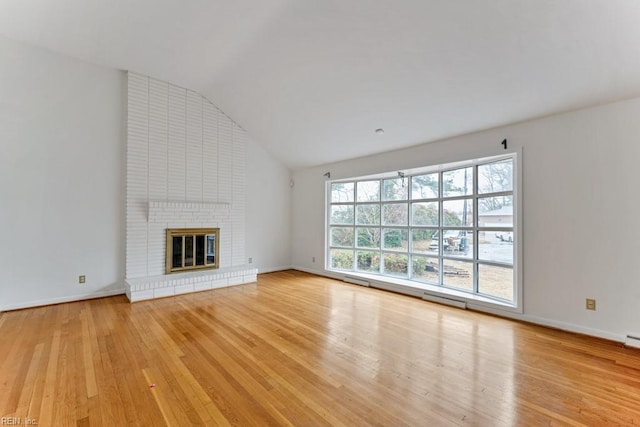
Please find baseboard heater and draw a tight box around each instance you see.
[625,334,640,349]
[422,292,467,309]
[343,276,370,287]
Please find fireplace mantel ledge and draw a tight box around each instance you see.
[149,200,231,212]
[148,200,232,223]
[125,265,258,302]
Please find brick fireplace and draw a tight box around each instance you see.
[124,72,256,302]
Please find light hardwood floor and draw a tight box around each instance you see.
[1,270,639,426]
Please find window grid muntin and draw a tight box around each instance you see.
[327,155,515,303]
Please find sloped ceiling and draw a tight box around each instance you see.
[2,0,640,169]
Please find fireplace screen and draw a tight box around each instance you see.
[166,228,219,273]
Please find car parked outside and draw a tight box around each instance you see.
[495,231,513,242]
[429,230,470,252]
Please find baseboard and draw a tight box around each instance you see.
[423,292,467,309]
[343,275,371,286]
[291,265,337,278]
[368,279,427,299]
[464,308,625,344]
[258,265,294,274]
[1,288,127,311]
[625,333,640,349]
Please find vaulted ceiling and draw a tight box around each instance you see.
[2,0,640,169]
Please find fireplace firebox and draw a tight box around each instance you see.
[166,228,219,274]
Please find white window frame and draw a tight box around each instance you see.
[325,150,523,313]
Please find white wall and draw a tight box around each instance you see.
[246,139,292,272]
[292,97,640,342]
[0,36,125,310]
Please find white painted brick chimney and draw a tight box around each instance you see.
[125,72,254,300]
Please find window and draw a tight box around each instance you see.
[327,154,517,305]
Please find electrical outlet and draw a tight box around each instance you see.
[79,275,86,284]
[586,298,596,310]
[312,256,316,263]
[248,257,253,264]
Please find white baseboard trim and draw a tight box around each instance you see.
[423,292,467,309]
[1,288,126,312]
[463,307,625,343]
[343,275,371,286]
[625,333,640,349]
[519,314,625,343]
[292,265,337,278]
[258,265,294,274]
[371,280,429,298]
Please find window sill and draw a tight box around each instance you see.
[328,269,522,314]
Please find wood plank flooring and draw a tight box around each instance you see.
[1,270,639,426]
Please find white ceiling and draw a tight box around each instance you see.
[2,0,640,169]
